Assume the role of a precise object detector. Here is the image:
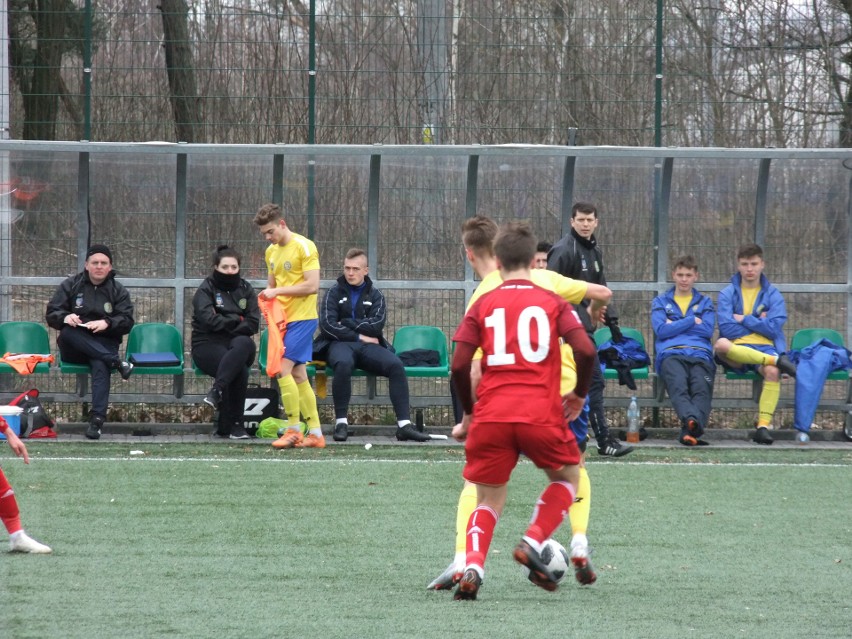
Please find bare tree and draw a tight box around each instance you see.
[159,0,203,142]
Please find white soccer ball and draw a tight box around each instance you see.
[523,538,570,585]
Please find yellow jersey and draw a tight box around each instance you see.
[265,232,320,321]
[466,269,589,394]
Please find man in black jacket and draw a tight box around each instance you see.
[548,203,633,457]
[314,248,428,443]
[45,244,135,440]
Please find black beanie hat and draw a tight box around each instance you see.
[86,244,113,263]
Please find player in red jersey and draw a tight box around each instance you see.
[450,221,596,600]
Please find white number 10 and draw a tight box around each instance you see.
[484,306,550,366]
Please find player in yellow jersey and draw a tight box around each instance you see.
[427,215,612,590]
[254,203,324,449]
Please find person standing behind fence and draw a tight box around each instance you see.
[651,255,716,446]
[192,245,260,440]
[714,243,797,445]
[547,202,633,458]
[313,248,430,443]
[253,203,324,449]
[45,244,134,440]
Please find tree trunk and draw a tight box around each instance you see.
[22,0,66,140]
[159,0,202,142]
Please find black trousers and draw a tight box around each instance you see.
[57,327,121,421]
[192,336,256,428]
[327,341,410,422]
[659,355,715,429]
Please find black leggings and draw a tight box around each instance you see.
[192,336,256,427]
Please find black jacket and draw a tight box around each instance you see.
[313,274,392,360]
[190,274,260,349]
[547,229,619,333]
[45,270,135,341]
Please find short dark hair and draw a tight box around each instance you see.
[462,215,498,258]
[571,202,597,218]
[253,203,283,226]
[345,248,367,262]
[494,221,536,271]
[213,244,241,267]
[536,241,552,254]
[672,255,697,271]
[737,243,763,260]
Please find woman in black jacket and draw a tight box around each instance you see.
[191,245,260,439]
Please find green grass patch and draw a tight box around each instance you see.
[1,444,850,638]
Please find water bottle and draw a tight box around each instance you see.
[626,396,640,443]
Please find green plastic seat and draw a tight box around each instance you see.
[125,323,185,397]
[593,326,650,381]
[392,325,450,378]
[0,321,52,374]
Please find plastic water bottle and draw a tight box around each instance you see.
[626,396,640,443]
[796,431,810,445]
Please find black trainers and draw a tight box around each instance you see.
[512,540,560,592]
[333,422,348,442]
[203,386,222,410]
[597,437,634,457]
[453,568,482,601]
[753,427,774,445]
[775,354,797,378]
[117,360,134,381]
[86,416,104,440]
[230,425,251,440]
[396,423,430,442]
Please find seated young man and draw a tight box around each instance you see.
[313,248,429,443]
[714,243,796,445]
[651,255,716,446]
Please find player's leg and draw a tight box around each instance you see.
[661,357,701,445]
[755,364,781,444]
[454,483,505,601]
[687,358,716,443]
[0,468,51,554]
[427,480,477,590]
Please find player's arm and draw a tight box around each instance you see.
[1,421,29,464]
[451,340,477,415]
[272,268,320,298]
[585,282,612,328]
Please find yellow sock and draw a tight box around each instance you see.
[297,379,321,436]
[569,466,591,537]
[726,344,774,367]
[277,375,300,427]
[455,483,478,557]
[757,380,780,427]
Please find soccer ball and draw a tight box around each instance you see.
[522,538,570,585]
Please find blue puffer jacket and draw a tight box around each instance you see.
[717,273,787,353]
[651,287,715,372]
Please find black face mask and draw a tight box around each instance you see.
[212,269,241,292]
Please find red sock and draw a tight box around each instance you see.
[0,469,21,535]
[466,505,498,570]
[525,481,575,545]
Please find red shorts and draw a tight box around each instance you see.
[462,420,581,486]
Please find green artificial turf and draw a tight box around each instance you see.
[0,444,850,638]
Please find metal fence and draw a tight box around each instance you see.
[2,1,851,147]
[1,141,850,429]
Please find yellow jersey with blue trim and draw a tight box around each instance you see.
[265,232,320,321]
[466,269,589,394]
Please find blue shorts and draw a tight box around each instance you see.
[569,398,590,446]
[715,343,777,374]
[284,319,318,365]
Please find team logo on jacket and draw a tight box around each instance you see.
[75,294,84,308]
[103,302,113,313]
[238,298,247,310]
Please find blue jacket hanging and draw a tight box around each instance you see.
[788,339,852,433]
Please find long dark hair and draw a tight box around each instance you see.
[213,244,241,267]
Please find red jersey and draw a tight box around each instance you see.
[453,279,585,426]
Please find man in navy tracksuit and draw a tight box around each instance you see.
[651,256,716,446]
[313,248,429,444]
